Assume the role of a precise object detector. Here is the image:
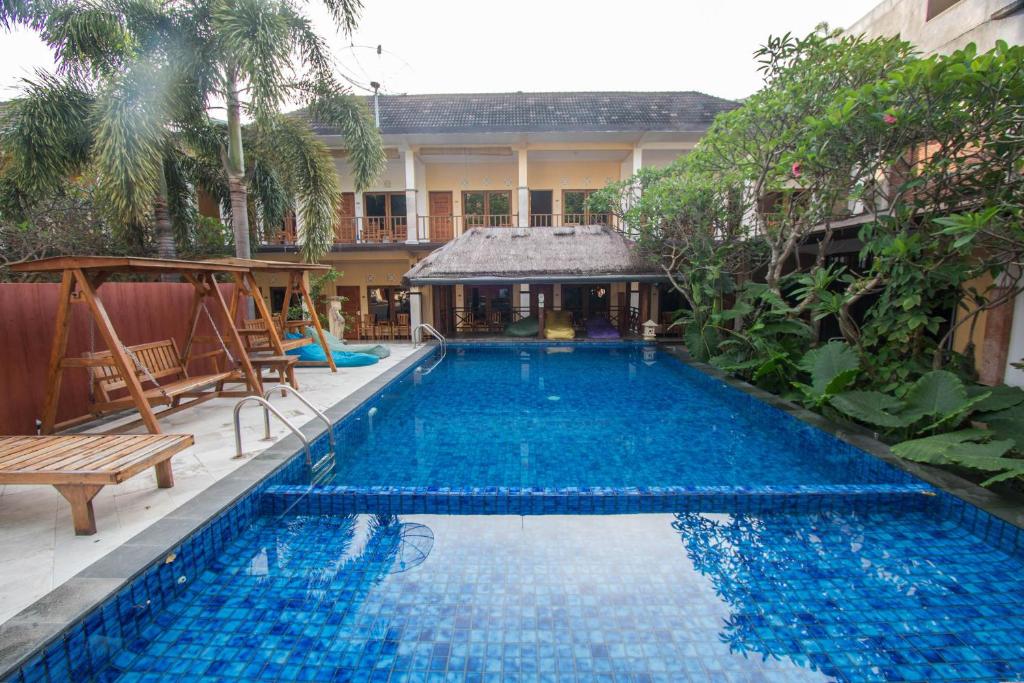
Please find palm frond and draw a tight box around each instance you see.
[305,89,384,192]
[279,3,333,83]
[246,157,289,242]
[211,0,291,118]
[0,71,95,205]
[318,0,361,35]
[163,145,199,245]
[92,61,172,223]
[42,2,135,76]
[252,115,339,261]
[1,0,47,30]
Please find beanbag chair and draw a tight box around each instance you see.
[586,317,620,339]
[284,333,379,366]
[302,326,391,358]
[286,342,379,366]
[505,315,540,337]
[543,310,575,340]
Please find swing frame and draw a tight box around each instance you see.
[203,258,337,373]
[12,256,266,434]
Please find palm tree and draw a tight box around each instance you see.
[2,0,385,262]
[1,70,196,261]
[188,0,385,259]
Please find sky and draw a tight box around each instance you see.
[0,0,881,102]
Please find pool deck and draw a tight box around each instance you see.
[0,344,418,626]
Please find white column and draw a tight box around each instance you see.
[631,146,643,175]
[415,157,428,240]
[404,147,418,244]
[354,191,364,242]
[410,286,423,331]
[519,284,530,317]
[517,148,529,228]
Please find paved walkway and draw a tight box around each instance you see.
[0,344,417,625]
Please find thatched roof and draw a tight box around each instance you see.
[404,226,665,285]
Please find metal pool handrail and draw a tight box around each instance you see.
[412,323,447,375]
[263,385,335,453]
[233,396,311,464]
[412,323,446,349]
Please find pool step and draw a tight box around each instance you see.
[262,483,936,517]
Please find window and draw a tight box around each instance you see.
[368,287,410,322]
[562,190,608,225]
[926,0,960,20]
[463,191,512,226]
[363,192,406,219]
[362,192,407,240]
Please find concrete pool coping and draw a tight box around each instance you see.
[2,339,1022,678]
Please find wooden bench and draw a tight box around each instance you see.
[241,318,312,354]
[86,339,239,418]
[0,434,194,534]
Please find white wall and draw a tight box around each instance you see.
[848,0,1024,55]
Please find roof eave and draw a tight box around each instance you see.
[407,273,667,286]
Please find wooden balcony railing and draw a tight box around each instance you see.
[529,213,614,227]
[263,213,622,246]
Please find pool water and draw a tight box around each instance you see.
[99,511,1024,682]
[18,342,1024,683]
[327,344,894,488]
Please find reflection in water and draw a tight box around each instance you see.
[672,511,1022,681]
[98,512,1024,682]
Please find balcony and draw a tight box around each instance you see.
[261,213,621,247]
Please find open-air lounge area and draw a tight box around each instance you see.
[2,0,1024,681]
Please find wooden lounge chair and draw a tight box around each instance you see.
[86,339,238,419]
[0,434,194,534]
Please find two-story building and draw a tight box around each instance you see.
[254,91,738,338]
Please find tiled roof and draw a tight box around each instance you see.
[305,91,738,135]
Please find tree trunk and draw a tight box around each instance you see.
[228,175,251,259]
[225,73,251,259]
[154,167,178,282]
[153,197,176,260]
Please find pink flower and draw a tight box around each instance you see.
[883,113,897,125]
[791,162,802,178]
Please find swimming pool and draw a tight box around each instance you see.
[7,342,1024,683]
[325,344,900,488]
[86,510,1024,681]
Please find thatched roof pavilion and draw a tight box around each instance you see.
[404,226,664,285]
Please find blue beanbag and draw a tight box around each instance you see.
[284,333,379,366]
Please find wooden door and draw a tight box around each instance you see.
[334,192,356,243]
[433,285,454,335]
[335,286,361,338]
[429,192,453,241]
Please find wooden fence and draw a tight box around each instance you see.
[0,282,239,435]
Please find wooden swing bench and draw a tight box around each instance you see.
[84,339,240,419]
[240,316,312,354]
